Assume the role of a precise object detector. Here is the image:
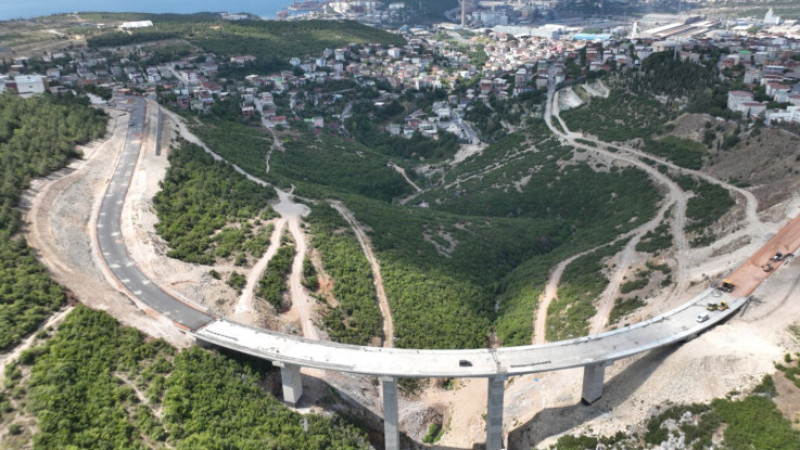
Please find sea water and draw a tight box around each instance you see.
[1,0,298,21]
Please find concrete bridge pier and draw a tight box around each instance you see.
[380,376,400,450]
[274,362,303,406]
[581,362,606,404]
[486,375,507,450]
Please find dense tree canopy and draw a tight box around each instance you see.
[153,141,275,264]
[87,17,405,74]
[12,306,370,449]
[0,93,107,350]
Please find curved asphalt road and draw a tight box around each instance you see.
[97,97,747,378]
[97,98,213,330]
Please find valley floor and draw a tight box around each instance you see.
[12,92,800,449]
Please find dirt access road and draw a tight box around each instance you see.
[507,83,800,448]
[330,201,395,348]
[17,90,800,449]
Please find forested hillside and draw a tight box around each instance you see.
[307,204,383,346]
[87,16,405,74]
[0,93,107,350]
[153,141,276,265]
[174,103,661,349]
[1,306,371,449]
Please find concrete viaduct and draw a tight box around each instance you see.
[97,98,748,449]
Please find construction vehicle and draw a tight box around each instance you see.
[706,302,718,311]
[771,252,784,262]
[762,263,774,272]
[719,301,729,311]
[719,279,735,293]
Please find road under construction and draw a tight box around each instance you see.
[96,98,800,450]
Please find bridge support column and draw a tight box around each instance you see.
[274,362,303,406]
[581,362,605,404]
[486,375,506,450]
[380,376,400,450]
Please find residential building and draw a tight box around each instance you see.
[15,75,46,97]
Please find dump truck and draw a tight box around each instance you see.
[719,279,735,293]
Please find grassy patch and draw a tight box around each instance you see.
[671,174,736,244]
[561,90,672,142]
[422,423,444,444]
[713,394,800,448]
[546,240,627,341]
[226,271,246,294]
[776,351,800,390]
[636,221,673,254]
[268,132,413,202]
[644,403,712,445]
[191,119,273,180]
[620,278,648,294]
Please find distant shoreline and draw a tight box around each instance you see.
[0,0,298,21]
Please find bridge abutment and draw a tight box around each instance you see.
[486,375,506,450]
[581,362,605,404]
[274,362,303,406]
[380,376,400,450]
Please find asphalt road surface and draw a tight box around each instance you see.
[96,97,213,330]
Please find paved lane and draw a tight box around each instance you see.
[96,98,213,330]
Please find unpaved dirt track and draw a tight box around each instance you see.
[0,307,73,378]
[163,109,321,339]
[509,84,800,449]
[234,219,286,318]
[389,162,422,192]
[279,191,318,341]
[330,201,395,348]
[546,87,691,318]
[534,247,595,345]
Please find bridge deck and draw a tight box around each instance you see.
[194,290,746,378]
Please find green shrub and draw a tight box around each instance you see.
[226,271,246,294]
[153,141,275,264]
[256,243,295,308]
[308,204,381,345]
